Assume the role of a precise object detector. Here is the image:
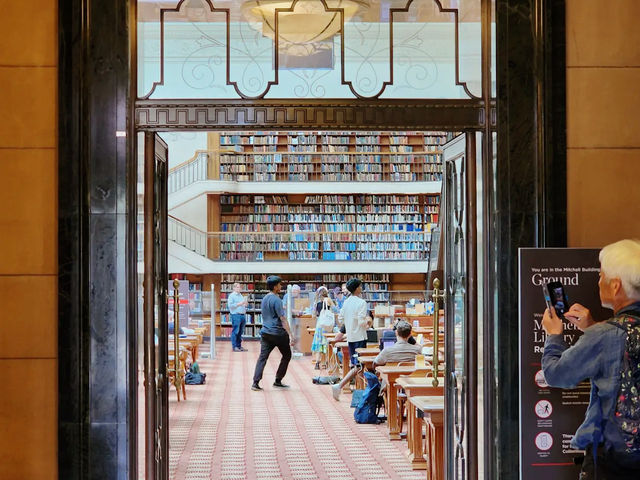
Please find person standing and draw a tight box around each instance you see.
[332,278,369,400]
[541,239,640,478]
[252,276,295,391]
[333,286,346,311]
[283,284,303,348]
[227,282,248,352]
[311,286,336,369]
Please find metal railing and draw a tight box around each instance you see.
[168,152,209,194]
[168,216,207,256]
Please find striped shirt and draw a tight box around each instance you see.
[374,339,422,365]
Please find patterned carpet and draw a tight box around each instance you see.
[167,342,425,480]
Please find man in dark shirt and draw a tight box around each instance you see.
[252,276,295,391]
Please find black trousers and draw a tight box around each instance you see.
[253,333,292,384]
[580,445,640,480]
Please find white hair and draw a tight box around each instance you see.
[292,284,301,291]
[599,239,640,301]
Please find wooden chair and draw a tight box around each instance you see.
[168,348,188,401]
[395,361,436,434]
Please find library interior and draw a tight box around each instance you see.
[3,1,640,480]
[154,128,453,480]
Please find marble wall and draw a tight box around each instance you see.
[0,2,58,479]
[567,0,640,246]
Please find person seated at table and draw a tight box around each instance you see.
[373,321,423,367]
[311,286,336,370]
[379,319,417,350]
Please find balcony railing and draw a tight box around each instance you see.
[168,152,209,194]
[168,216,207,256]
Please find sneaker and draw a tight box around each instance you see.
[239,347,248,352]
[251,383,262,391]
[273,381,290,389]
[233,347,242,352]
[332,384,341,401]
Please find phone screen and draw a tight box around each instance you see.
[542,284,554,311]
[546,281,569,316]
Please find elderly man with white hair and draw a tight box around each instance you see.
[542,239,640,479]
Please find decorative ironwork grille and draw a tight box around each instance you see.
[137,0,486,100]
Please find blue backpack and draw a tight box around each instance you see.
[354,371,382,424]
[608,314,640,454]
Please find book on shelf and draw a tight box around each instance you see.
[213,131,446,182]
[217,194,440,261]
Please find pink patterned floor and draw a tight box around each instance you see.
[167,342,426,480]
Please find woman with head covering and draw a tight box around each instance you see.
[311,286,336,370]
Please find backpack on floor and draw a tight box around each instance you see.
[354,371,382,424]
[608,314,640,454]
[312,375,341,385]
[184,372,206,385]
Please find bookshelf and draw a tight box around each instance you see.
[215,194,440,262]
[216,273,391,339]
[216,131,446,182]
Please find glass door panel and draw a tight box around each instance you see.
[443,133,478,480]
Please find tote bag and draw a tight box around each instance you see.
[317,300,335,330]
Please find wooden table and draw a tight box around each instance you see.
[396,377,445,469]
[376,365,429,440]
[410,396,445,480]
[355,347,380,357]
[169,335,200,361]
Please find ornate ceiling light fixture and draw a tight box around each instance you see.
[241,0,369,46]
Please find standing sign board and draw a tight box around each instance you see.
[518,248,610,479]
[168,280,190,326]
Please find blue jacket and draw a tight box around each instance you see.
[542,301,640,454]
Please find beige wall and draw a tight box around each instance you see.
[567,0,640,247]
[0,2,58,479]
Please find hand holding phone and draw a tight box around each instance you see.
[542,284,554,311]
[545,281,569,318]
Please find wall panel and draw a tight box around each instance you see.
[566,0,640,247]
[0,2,58,479]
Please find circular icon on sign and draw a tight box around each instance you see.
[535,370,549,388]
[535,400,553,418]
[535,432,553,451]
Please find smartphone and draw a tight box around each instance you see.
[545,281,569,317]
[542,284,554,311]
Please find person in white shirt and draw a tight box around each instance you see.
[332,278,370,400]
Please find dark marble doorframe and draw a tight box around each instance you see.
[58,1,566,478]
[494,0,566,477]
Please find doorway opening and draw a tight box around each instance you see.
[136,125,491,480]
[134,1,495,479]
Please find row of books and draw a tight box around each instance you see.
[302,194,430,205]
[220,171,442,181]
[320,251,426,260]
[217,232,434,242]
[319,241,429,251]
[222,195,438,209]
[219,152,442,160]
[220,195,286,205]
